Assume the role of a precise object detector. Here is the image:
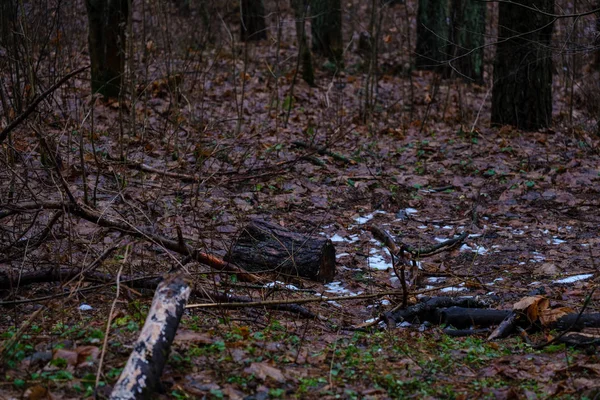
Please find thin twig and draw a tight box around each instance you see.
[96,266,123,390]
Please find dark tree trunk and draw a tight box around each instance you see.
[84,0,129,98]
[491,0,554,130]
[291,0,315,86]
[240,0,267,42]
[450,0,485,83]
[415,0,450,73]
[311,0,343,68]
[226,219,336,282]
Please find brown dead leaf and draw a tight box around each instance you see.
[24,385,53,400]
[244,362,285,383]
[53,348,78,366]
[76,346,100,367]
[534,263,561,276]
[513,296,549,323]
[174,330,214,345]
[539,307,574,326]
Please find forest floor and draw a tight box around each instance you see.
[2,2,600,399]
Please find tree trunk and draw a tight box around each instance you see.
[291,0,315,86]
[240,0,267,42]
[226,219,336,282]
[415,0,450,73]
[311,0,343,68]
[491,0,554,130]
[450,0,485,83]
[85,0,129,98]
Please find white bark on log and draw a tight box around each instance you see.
[110,274,191,400]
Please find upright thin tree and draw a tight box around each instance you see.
[85,0,129,98]
[491,0,555,129]
[240,0,267,42]
[291,0,315,86]
[311,0,343,67]
[415,0,450,72]
[450,0,485,83]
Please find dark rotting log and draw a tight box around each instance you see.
[110,274,191,400]
[383,296,488,326]
[441,307,511,330]
[225,219,336,283]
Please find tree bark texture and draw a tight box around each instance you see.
[85,0,129,98]
[311,0,343,67]
[110,274,191,400]
[226,219,336,283]
[240,0,267,41]
[415,0,450,72]
[450,0,485,83]
[291,0,315,86]
[491,0,554,130]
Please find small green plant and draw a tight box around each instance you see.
[269,388,285,398]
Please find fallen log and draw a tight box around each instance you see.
[383,296,488,326]
[110,274,191,400]
[225,219,336,283]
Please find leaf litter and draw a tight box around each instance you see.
[0,1,600,399]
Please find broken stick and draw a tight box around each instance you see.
[110,274,191,400]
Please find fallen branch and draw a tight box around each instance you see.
[0,200,261,283]
[110,274,191,400]
[202,292,318,319]
[187,289,406,309]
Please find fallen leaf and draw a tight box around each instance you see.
[244,362,285,383]
[174,330,214,345]
[513,296,549,323]
[539,307,574,326]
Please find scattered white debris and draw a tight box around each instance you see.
[418,225,428,229]
[486,277,504,285]
[355,215,373,224]
[79,304,93,311]
[439,285,468,293]
[330,233,360,243]
[581,243,590,247]
[552,274,594,284]
[381,299,391,306]
[264,281,300,291]
[468,233,482,238]
[460,244,488,255]
[405,208,418,215]
[434,237,447,243]
[398,321,412,328]
[364,317,377,324]
[529,281,541,286]
[512,230,524,235]
[530,252,546,263]
[324,281,359,295]
[336,252,350,258]
[354,210,386,225]
[547,237,566,245]
[368,254,392,270]
[330,234,346,242]
[427,277,446,283]
[442,225,453,230]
